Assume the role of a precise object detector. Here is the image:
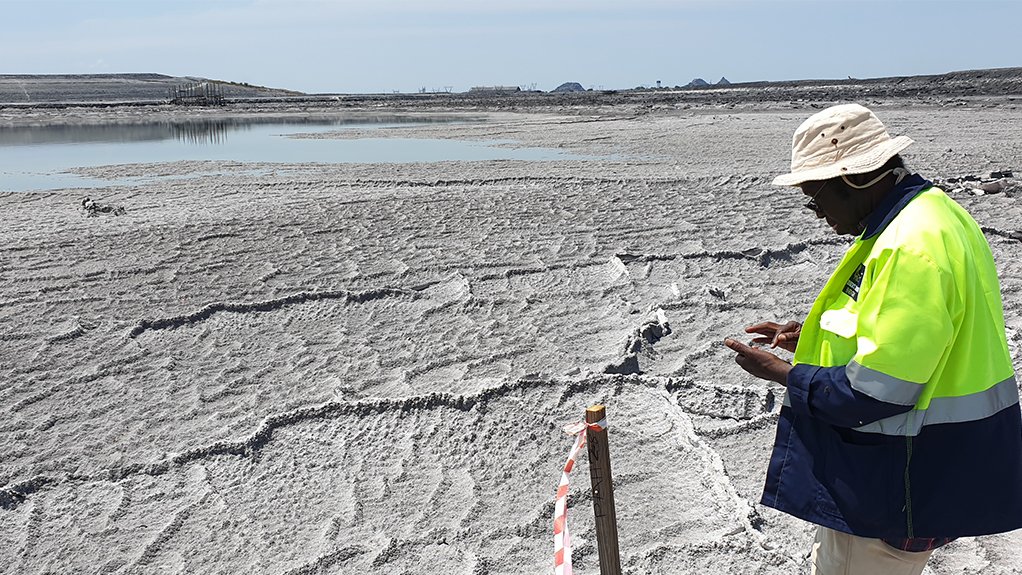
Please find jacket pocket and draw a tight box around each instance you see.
[820,308,858,339]
[817,308,859,365]
[815,428,896,534]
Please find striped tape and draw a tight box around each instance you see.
[554,416,608,575]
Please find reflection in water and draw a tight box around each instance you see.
[171,121,233,145]
[0,115,594,192]
[0,115,473,147]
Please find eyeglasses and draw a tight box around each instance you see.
[804,180,827,213]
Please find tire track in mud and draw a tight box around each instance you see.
[17,499,44,570]
[8,351,147,413]
[130,495,207,570]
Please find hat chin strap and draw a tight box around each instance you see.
[841,167,909,190]
[892,167,910,184]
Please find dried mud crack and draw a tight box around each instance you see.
[128,287,417,338]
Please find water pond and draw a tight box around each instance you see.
[0,115,589,192]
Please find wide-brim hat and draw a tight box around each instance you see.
[772,103,914,187]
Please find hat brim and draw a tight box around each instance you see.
[771,136,914,187]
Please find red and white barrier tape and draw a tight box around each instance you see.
[553,416,607,575]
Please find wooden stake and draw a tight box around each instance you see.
[585,405,621,575]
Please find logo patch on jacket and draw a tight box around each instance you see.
[843,264,865,300]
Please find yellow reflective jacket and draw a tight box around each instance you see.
[794,186,1016,433]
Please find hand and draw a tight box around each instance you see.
[723,338,793,386]
[744,321,801,353]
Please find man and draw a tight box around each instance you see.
[723,104,1022,574]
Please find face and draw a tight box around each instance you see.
[799,180,862,236]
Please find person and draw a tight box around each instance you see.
[723,103,1022,574]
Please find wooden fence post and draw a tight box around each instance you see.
[585,405,621,575]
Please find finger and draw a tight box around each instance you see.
[744,322,780,334]
[778,330,802,343]
[724,338,752,355]
[750,336,772,345]
[778,322,802,336]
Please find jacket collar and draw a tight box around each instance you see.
[860,173,933,240]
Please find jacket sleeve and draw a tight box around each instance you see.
[786,364,913,427]
[789,244,958,428]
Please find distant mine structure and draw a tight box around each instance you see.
[468,86,522,94]
[552,82,585,93]
[682,77,731,89]
[169,81,225,106]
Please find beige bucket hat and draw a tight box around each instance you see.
[772,103,914,187]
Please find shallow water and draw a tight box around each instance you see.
[0,117,590,192]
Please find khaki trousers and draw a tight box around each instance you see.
[810,526,933,575]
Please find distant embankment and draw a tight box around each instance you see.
[2,68,1022,109]
[0,73,303,105]
[735,67,1022,98]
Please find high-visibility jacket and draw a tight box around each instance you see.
[761,175,1022,538]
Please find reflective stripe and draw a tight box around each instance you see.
[846,361,925,406]
[855,376,1020,436]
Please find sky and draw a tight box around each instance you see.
[2,0,1020,94]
